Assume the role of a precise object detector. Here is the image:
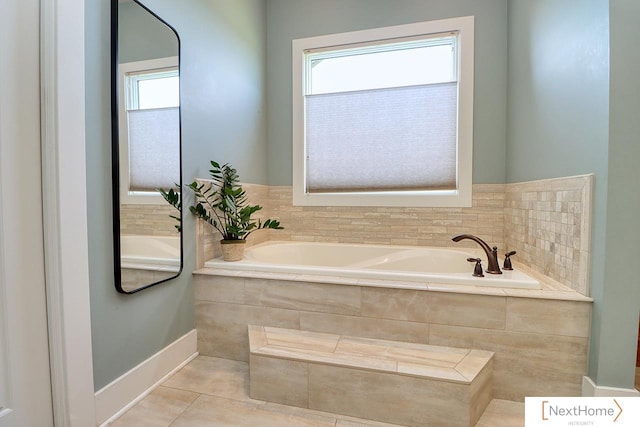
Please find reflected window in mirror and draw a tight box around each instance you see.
[118,57,180,205]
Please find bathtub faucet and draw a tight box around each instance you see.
[451,234,502,275]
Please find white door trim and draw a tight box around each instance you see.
[41,0,97,425]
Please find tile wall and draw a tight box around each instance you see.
[194,273,592,401]
[194,174,593,295]
[504,175,593,296]
[120,204,178,236]
[268,184,505,249]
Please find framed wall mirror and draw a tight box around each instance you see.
[111,0,183,293]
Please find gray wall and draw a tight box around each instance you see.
[85,0,267,390]
[86,0,638,392]
[118,1,178,63]
[266,0,508,186]
[507,0,639,389]
[598,0,640,389]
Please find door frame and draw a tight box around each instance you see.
[41,0,97,425]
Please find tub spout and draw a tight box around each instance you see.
[451,234,502,275]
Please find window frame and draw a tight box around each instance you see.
[292,16,474,207]
[117,56,179,205]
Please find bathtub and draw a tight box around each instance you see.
[120,234,180,272]
[204,241,541,289]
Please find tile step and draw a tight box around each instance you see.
[248,325,494,427]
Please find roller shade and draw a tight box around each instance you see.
[305,82,457,193]
[127,107,180,191]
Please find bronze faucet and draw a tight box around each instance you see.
[451,234,502,275]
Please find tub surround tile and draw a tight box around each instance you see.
[427,292,507,329]
[504,175,593,296]
[120,204,177,236]
[194,267,590,302]
[193,275,245,304]
[244,279,361,315]
[250,326,493,427]
[196,175,592,298]
[426,282,508,297]
[361,287,428,322]
[195,301,300,361]
[308,365,476,427]
[249,355,309,407]
[429,324,588,400]
[249,326,493,384]
[299,312,430,345]
[506,298,591,337]
[194,270,591,401]
[501,288,592,302]
[263,326,340,353]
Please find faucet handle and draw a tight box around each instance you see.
[467,258,484,277]
[503,251,517,270]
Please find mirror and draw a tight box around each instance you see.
[111,0,183,293]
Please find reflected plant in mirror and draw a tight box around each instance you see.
[111,0,183,293]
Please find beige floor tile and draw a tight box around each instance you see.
[170,394,336,427]
[114,353,523,427]
[475,399,524,427]
[335,419,403,427]
[109,386,198,427]
[261,402,341,425]
[162,356,255,402]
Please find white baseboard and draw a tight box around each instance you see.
[582,376,640,397]
[95,329,198,426]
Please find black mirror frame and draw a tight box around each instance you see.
[110,0,184,294]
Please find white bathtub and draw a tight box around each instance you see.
[204,241,541,289]
[120,234,180,272]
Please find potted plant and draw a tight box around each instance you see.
[188,161,283,261]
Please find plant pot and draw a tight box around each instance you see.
[220,239,246,262]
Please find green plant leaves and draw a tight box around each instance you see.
[187,161,284,240]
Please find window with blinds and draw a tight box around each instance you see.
[292,17,475,207]
[117,57,180,205]
[126,67,180,192]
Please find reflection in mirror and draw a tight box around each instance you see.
[112,0,182,293]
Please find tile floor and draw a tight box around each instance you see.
[109,355,524,427]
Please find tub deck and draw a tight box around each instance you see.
[204,241,542,289]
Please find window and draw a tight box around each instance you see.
[292,17,474,207]
[118,57,180,204]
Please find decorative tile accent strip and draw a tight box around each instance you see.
[120,204,178,236]
[504,175,593,296]
[267,184,505,250]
